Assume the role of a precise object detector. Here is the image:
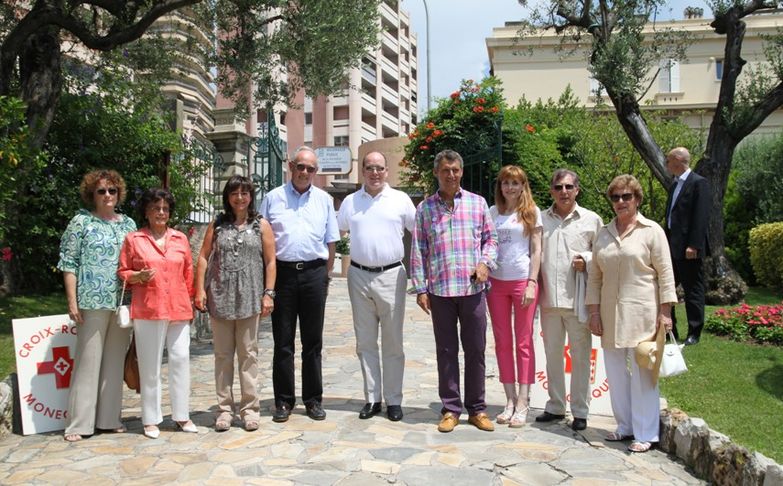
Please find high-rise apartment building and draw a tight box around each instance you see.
[285,0,419,189]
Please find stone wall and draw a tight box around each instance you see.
[659,408,783,485]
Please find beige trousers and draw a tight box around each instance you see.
[65,309,131,435]
[211,314,260,419]
[541,308,593,419]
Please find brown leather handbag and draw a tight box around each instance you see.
[124,334,141,393]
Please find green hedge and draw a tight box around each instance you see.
[749,222,783,292]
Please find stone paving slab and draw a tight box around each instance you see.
[0,277,704,485]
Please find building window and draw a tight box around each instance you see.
[334,135,349,147]
[333,106,349,121]
[305,112,313,125]
[715,59,723,80]
[659,59,680,93]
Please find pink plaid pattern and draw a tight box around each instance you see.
[411,189,497,297]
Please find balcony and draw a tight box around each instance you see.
[380,56,399,80]
[362,121,377,142]
[381,110,399,133]
[381,83,398,105]
[361,91,377,112]
[382,30,399,52]
[379,2,398,30]
[361,65,377,86]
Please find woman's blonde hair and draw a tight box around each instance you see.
[495,165,537,236]
[606,174,644,206]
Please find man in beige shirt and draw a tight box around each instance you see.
[537,169,603,431]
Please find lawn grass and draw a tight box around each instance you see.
[660,287,783,464]
[0,292,67,378]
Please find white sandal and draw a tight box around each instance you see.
[496,405,515,424]
[509,407,529,428]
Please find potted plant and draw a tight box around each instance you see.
[336,234,350,276]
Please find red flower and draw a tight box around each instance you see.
[476,98,486,104]
[433,129,444,137]
[1,247,11,262]
[525,123,536,133]
[450,91,460,99]
[426,136,434,143]
[420,145,429,151]
[490,106,499,113]
[473,106,484,113]
[426,122,435,129]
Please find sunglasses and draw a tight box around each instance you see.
[609,193,634,203]
[553,184,575,191]
[295,164,317,174]
[96,188,118,195]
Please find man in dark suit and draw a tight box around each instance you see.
[665,147,711,346]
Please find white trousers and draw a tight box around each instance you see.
[347,265,407,406]
[134,319,191,425]
[65,309,130,435]
[541,308,593,419]
[603,347,660,442]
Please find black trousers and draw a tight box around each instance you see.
[271,263,329,408]
[671,258,706,340]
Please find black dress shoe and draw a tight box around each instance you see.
[571,418,587,431]
[535,411,566,422]
[359,402,382,419]
[387,405,403,422]
[684,336,700,346]
[306,402,326,421]
[272,405,291,423]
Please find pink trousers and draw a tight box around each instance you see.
[487,277,539,384]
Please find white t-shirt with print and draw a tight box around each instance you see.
[489,205,542,281]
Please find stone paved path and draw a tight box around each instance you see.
[0,277,703,485]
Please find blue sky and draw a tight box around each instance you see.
[400,0,710,114]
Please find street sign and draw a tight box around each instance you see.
[315,146,352,174]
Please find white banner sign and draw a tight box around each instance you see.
[315,146,352,174]
[529,315,613,416]
[13,314,77,434]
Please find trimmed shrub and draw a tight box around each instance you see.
[749,222,783,292]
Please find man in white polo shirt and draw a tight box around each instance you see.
[337,151,416,422]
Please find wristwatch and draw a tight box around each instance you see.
[263,289,276,299]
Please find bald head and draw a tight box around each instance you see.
[666,147,691,177]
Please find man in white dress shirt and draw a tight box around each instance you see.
[337,151,416,422]
[537,169,603,431]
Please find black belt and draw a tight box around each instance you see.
[350,261,403,273]
[277,259,326,270]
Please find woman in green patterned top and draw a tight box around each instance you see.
[57,170,137,442]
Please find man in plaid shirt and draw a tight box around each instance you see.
[411,149,498,433]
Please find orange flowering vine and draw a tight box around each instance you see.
[426,122,435,129]
[476,98,486,104]
[433,129,444,137]
[420,145,429,151]
[525,123,536,133]
[473,106,485,113]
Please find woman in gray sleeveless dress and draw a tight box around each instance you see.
[195,175,277,431]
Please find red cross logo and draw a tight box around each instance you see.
[37,346,74,389]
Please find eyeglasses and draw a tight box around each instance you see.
[553,184,575,191]
[609,193,634,203]
[364,165,386,173]
[96,188,118,195]
[295,164,317,174]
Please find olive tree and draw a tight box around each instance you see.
[517,0,783,303]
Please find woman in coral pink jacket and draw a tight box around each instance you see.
[118,188,196,439]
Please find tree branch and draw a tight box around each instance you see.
[732,82,783,139]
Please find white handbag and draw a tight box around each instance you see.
[659,331,688,378]
[115,280,132,329]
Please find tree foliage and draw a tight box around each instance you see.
[0,0,382,149]
[403,80,700,224]
[402,78,508,197]
[516,0,783,303]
